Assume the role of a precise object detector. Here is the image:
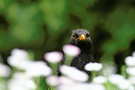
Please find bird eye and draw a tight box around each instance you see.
[72,34,78,38]
[86,34,90,37]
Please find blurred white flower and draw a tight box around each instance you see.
[11,48,28,58]
[128,76,135,85]
[99,64,117,76]
[93,76,107,84]
[8,57,32,70]
[126,67,135,76]
[85,62,103,71]
[13,72,30,80]
[7,48,32,70]
[46,75,59,86]
[26,61,52,78]
[117,79,132,90]
[44,51,63,63]
[46,76,75,86]
[125,56,135,67]
[0,63,11,77]
[63,45,80,57]
[8,79,36,90]
[108,74,125,85]
[128,85,135,90]
[60,65,88,82]
[58,83,105,90]
[59,76,75,85]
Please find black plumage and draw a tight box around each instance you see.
[69,29,94,75]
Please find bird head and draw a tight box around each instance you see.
[69,29,92,50]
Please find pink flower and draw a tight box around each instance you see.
[63,45,80,57]
[44,51,63,63]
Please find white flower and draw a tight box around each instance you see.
[44,51,63,63]
[8,79,36,90]
[58,83,105,90]
[0,63,11,77]
[99,64,117,76]
[7,48,32,70]
[63,45,80,57]
[93,76,107,84]
[46,76,75,86]
[85,62,103,71]
[26,61,52,78]
[8,56,32,70]
[128,76,135,85]
[117,79,132,90]
[126,67,135,76]
[125,56,135,67]
[46,75,59,86]
[128,85,135,90]
[108,74,125,85]
[11,48,28,59]
[59,76,75,85]
[60,65,88,82]
[13,72,30,80]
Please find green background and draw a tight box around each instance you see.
[0,0,135,73]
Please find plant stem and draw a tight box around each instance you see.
[50,63,58,75]
[121,65,127,78]
[64,55,73,66]
[91,71,96,81]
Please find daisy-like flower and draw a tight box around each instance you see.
[13,72,30,80]
[99,64,117,76]
[93,76,107,84]
[128,76,135,85]
[63,45,80,57]
[108,74,125,85]
[11,48,28,58]
[85,62,103,71]
[46,75,59,86]
[7,48,32,70]
[46,76,75,86]
[126,67,135,76]
[58,83,105,90]
[125,56,135,67]
[60,65,88,82]
[25,61,52,78]
[44,51,63,63]
[8,78,36,90]
[128,86,135,90]
[0,63,11,77]
[59,76,75,85]
[117,79,132,90]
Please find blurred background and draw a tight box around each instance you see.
[0,0,135,73]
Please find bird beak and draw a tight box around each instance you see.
[79,34,86,41]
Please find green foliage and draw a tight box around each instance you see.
[0,0,135,69]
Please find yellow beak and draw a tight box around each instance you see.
[79,34,86,41]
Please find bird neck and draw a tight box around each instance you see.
[80,47,92,53]
[77,42,92,53]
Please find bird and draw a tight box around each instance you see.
[69,29,94,75]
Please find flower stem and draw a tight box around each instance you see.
[121,65,127,78]
[64,55,73,66]
[50,63,58,75]
[91,71,96,81]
